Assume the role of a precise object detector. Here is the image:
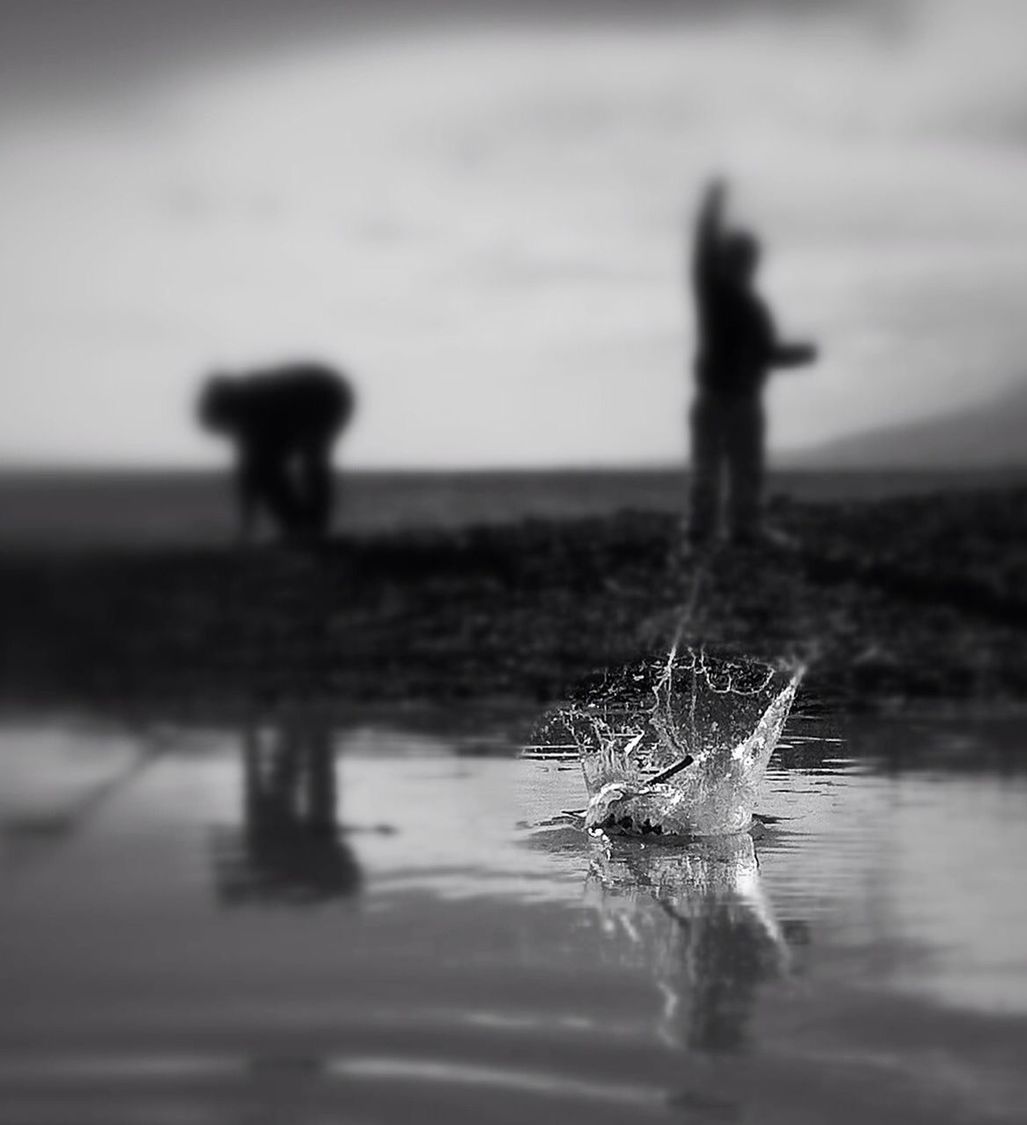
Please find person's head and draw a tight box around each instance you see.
[197,373,242,433]
[721,229,761,287]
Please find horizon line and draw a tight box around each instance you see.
[1,461,1026,476]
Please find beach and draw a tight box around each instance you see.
[2,475,1026,1125]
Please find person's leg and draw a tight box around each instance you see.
[726,395,765,542]
[688,393,724,544]
[254,455,304,539]
[298,441,335,539]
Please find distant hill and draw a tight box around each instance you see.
[789,381,1027,469]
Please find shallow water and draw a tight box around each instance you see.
[0,714,1025,1124]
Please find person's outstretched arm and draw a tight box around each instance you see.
[755,299,818,371]
[691,177,728,292]
[771,341,818,369]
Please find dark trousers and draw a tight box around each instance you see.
[688,392,765,541]
[247,441,335,540]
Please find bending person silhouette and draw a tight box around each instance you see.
[198,362,355,542]
[689,179,817,546]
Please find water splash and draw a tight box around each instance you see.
[537,648,802,837]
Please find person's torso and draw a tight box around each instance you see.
[695,284,771,395]
[241,367,352,448]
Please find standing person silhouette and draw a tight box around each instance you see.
[688,179,817,547]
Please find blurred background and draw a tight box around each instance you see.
[1,0,1025,481]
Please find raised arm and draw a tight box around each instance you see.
[691,177,728,291]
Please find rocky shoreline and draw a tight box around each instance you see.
[1,486,1024,722]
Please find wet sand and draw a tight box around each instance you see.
[1,486,1024,720]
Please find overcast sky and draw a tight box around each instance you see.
[2,0,1026,467]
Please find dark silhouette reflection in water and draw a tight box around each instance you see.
[586,832,806,1055]
[212,712,362,904]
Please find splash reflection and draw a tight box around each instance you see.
[586,833,805,1054]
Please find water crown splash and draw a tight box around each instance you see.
[550,647,802,837]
